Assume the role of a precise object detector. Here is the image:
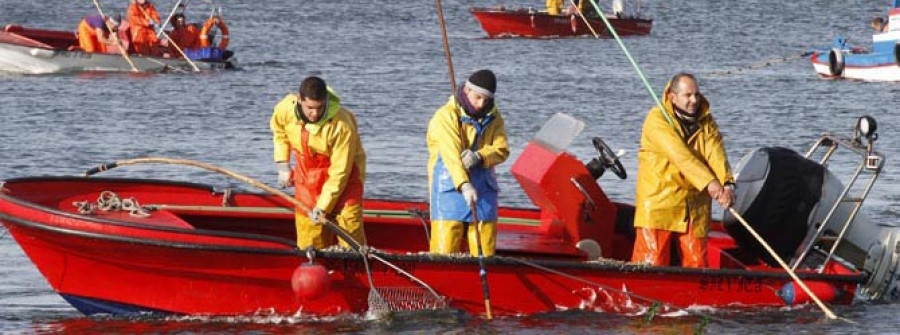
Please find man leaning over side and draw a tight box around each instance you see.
[270,76,367,250]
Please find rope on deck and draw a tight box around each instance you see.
[72,191,151,217]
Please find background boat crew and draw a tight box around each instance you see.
[564,0,587,16]
[128,0,162,55]
[164,13,200,51]
[427,69,509,257]
[612,0,625,18]
[631,73,734,268]
[76,13,120,53]
[871,16,889,33]
[270,76,367,250]
[546,0,563,15]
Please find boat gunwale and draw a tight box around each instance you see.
[0,208,868,284]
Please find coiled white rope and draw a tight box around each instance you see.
[73,191,151,218]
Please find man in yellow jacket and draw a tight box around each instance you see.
[632,73,734,268]
[427,70,509,256]
[270,76,367,250]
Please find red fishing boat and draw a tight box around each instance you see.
[0,114,895,318]
[470,6,652,38]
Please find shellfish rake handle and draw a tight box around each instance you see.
[728,207,838,320]
[84,162,119,176]
[82,157,367,253]
[320,220,363,251]
[470,203,493,320]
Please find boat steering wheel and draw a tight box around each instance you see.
[592,136,627,180]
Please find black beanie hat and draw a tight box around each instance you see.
[466,69,496,96]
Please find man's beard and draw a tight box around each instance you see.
[673,104,699,124]
[673,104,697,116]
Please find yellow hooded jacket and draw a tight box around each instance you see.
[634,81,734,237]
[546,0,563,15]
[270,88,366,213]
[426,95,509,194]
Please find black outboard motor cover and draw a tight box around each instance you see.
[723,147,825,266]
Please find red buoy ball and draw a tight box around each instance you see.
[291,263,331,300]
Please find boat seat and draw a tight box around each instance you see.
[92,209,195,229]
[496,231,583,258]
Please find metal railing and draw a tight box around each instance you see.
[789,129,884,272]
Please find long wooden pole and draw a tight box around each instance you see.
[435,0,493,319]
[156,0,184,38]
[159,29,200,72]
[470,203,493,319]
[134,1,200,72]
[90,0,140,72]
[83,157,363,250]
[728,208,838,320]
[435,0,457,92]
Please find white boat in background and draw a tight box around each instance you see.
[0,24,234,75]
[811,2,900,81]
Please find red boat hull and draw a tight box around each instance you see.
[0,177,862,317]
[470,8,652,38]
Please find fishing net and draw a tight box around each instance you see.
[370,286,448,312]
[356,250,448,316]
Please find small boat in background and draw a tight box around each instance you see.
[811,2,900,81]
[470,2,651,39]
[0,24,235,74]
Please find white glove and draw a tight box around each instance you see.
[461,149,482,170]
[308,207,325,225]
[460,182,478,205]
[276,162,292,188]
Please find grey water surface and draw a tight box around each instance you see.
[2,0,900,333]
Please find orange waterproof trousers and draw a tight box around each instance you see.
[130,26,158,55]
[631,221,707,268]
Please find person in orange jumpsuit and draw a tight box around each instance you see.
[127,0,161,55]
[164,13,201,52]
[77,14,120,53]
[270,76,368,250]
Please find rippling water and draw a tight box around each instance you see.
[2,0,900,333]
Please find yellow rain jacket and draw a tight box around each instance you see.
[547,0,563,15]
[270,88,366,213]
[426,96,509,196]
[427,95,508,256]
[634,81,734,238]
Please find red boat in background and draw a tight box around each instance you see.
[470,6,651,38]
[0,114,896,318]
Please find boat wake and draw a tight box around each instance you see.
[235,60,304,69]
[0,48,59,75]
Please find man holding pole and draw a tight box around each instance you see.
[427,69,509,257]
[165,13,201,51]
[631,73,734,268]
[270,76,367,250]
